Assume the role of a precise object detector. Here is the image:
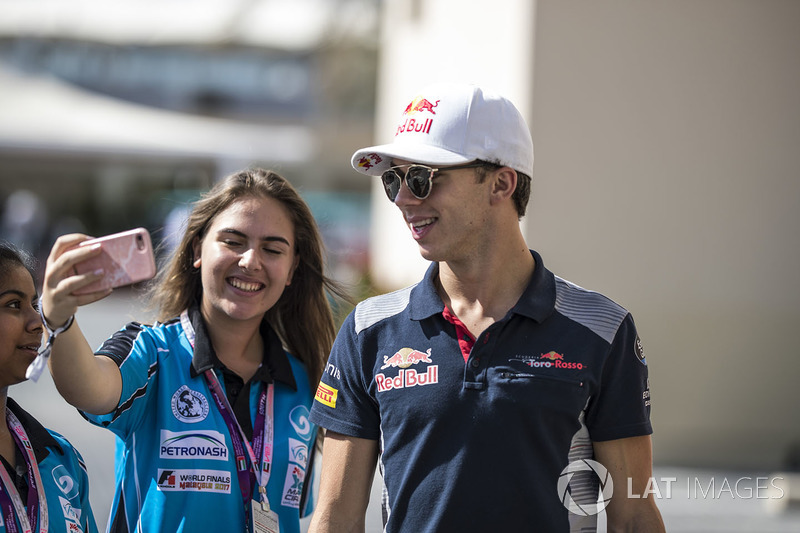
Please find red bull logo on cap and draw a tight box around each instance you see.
[403,97,440,115]
[357,153,383,171]
[395,96,440,136]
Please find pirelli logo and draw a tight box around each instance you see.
[314,382,338,408]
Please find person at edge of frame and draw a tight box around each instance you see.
[0,241,98,533]
[307,83,666,532]
[38,168,347,533]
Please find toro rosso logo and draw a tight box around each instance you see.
[511,351,585,370]
[396,96,440,136]
[376,347,438,393]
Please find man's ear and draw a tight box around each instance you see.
[490,167,518,205]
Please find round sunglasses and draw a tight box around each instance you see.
[380,162,485,202]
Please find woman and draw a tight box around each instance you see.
[40,169,344,532]
[0,242,98,533]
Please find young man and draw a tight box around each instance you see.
[309,83,665,532]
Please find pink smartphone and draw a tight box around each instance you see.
[73,228,157,295]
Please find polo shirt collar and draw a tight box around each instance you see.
[408,250,556,324]
[6,397,62,463]
[187,305,297,390]
[408,262,445,321]
[511,249,556,323]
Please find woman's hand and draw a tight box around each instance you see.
[41,233,113,327]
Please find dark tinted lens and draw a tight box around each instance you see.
[405,166,433,199]
[381,170,402,201]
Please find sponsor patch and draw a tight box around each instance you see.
[171,385,210,423]
[59,495,82,523]
[280,465,306,509]
[314,382,338,408]
[288,438,308,469]
[381,347,432,369]
[160,429,228,461]
[289,406,313,441]
[52,465,79,499]
[157,468,231,493]
[510,351,585,370]
[375,366,439,393]
[634,336,647,365]
[356,153,382,171]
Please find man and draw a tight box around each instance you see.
[308,83,665,532]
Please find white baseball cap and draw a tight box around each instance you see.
[351,83,533,177]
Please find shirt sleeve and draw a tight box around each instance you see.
[584,313,653,442]
[82,322,160,438]
[309,311,381,440]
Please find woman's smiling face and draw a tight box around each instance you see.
[192,195,298,327]
[0,263,43,388]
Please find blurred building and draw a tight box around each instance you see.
[0,0,378,269]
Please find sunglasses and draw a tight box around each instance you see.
[380,162,485,202]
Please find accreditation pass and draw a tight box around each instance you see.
[251,499,279,533]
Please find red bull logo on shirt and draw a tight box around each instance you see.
[540,351,564,361]
[376,347,438,393]
[381,347,432,369]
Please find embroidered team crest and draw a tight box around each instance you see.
[171,385,210,423]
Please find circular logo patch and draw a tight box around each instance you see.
[171,385,210,423]
[557,459,614,516]
[634,335,647,366]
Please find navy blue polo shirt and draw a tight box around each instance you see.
[310,250,652,532]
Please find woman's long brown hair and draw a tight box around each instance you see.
[148,168,347,391]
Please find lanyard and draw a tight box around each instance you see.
[180,311,275,511]
[0,409,48,533]
[204,372,274,509]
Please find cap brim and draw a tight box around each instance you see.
[351,143,474,176]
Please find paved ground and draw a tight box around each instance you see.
[13,290,800,532]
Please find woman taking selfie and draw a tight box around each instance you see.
[39,169,343,532]
[0,242,98,533]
